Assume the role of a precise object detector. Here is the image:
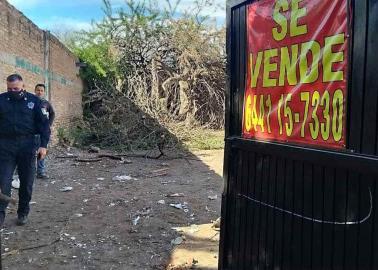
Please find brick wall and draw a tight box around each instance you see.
[0,0,83,142]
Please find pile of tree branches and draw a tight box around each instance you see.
[81,83,180,150]
[63,0,226,149]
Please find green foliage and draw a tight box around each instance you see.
[56,126,69,145]
[181,129,224,150]
[65,33,117,87]
[56,120,96,147]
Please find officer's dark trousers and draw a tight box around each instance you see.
[0,137,37,217]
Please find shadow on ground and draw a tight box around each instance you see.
[1,148,224,270]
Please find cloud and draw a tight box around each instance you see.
[7,0,226,31]
[37,17,93,31]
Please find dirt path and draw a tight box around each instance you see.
[1,148,224,270]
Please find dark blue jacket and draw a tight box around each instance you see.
[0,91,51,147]
[40,98,55,127]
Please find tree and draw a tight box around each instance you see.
[62,0,226,149]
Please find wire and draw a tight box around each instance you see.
[238,187,373,225]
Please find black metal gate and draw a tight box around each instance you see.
[219,0,378,269]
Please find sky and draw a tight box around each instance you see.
[7,0,226,32]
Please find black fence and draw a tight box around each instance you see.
[219,0,378,269]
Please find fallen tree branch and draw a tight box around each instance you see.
[75,158,103,163]
[145,172,169,178]
[2,238,62,257]
[56,155,79,159]
[97,154,124,161]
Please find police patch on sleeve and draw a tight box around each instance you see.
[27,102,35,109]
[41,108,49,117]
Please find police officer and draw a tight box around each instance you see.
[34,84,55,179]
[0,74,50,226]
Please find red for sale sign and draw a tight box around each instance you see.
[242,0,349,149]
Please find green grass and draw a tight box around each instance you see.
[182,129,225,151]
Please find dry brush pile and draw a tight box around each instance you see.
[65,0,226,150]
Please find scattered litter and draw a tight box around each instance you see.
[152,168,169,174]
[212,217,221,229]
[170,202,189,213]
[11,178,20,189]
[74,213,83,218]
[167,193,185,198]
[109,203,116,207]
[72,255,77,259]
[29,202,37,205]
[205,206,217,213]
[167,261,197,270]
[50,181,56,184]
[132,216,140,226]
[120,159,132,164]
[88,146,101,153]
[4,248,9,252]
[172,224,199,235]
[170,203,184,210]
[137,208,151,216]
[83,199,89,203]
[161,180,176,185]
[157,200,166,205]
[70,237,76,241]
[60,187,73,192]
[171,237,184,245]
[112,175,135,182]
[188,225,200,234]
[208,195,218,200]
[64,233,70,237]
[97,178,105,181]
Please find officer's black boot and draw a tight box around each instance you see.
[16,215,28,226]
[37,173,49,179]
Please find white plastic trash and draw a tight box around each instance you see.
[12,178,20,189]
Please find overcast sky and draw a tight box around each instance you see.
[7,0,225,31]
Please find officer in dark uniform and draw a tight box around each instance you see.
[0,74,50,226]
[35,83,55,179]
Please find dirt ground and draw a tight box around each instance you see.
[1,147,224,270]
